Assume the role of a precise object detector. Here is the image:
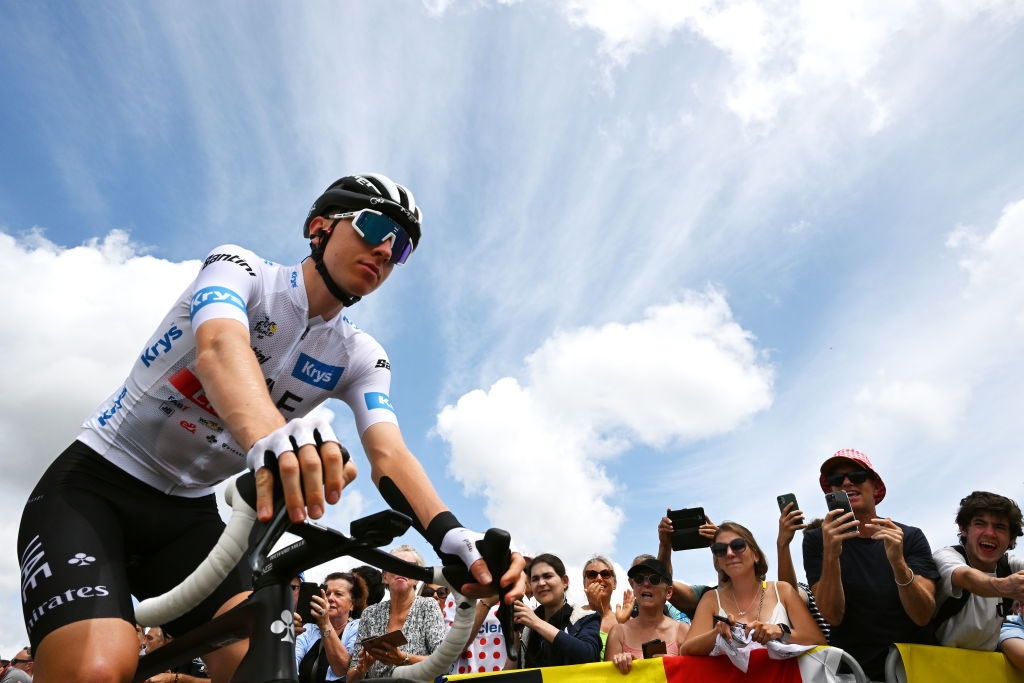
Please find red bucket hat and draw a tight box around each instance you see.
[818,448,886,504]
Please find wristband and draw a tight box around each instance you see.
[895,569,915,587]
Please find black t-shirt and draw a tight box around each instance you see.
[803,522,939,680]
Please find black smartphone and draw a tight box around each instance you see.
[825,490,853,515]
[295,581,319,624]
[641,638,667,658]
[777,493,798,514]
[667,507,712,550]
[712,614,731,624]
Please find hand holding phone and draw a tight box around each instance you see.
[777,493,806,546]
[668,507,713,550]
[641,638,667,658]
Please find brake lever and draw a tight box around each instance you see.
[476,528,517,663]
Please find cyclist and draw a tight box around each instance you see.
[17,174,527,683]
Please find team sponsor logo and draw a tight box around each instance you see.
[253,315,277,339]
[251,346,271,365]
[26,584,111,632]
[290,353,343,390]
[158,396,187,417]
[140,323,183,368]
[198,417,222,432]
[20,535,52,601]
[270,609,296,643]
[375,358,390,370]
[190,286,246,318]
[206,435,217,444]
[97,386,129,427]
[202,252,256,277]
[290,270,298,288]
[221,442,245,458]
[275,390,303,413]
[364,392,395,413]
[180,420,197,433]
[68,552,96,567]
[168,367,219,416]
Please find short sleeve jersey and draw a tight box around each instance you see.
[803,522,939,679]
[933,545,1024,650]
[77,245,399,497]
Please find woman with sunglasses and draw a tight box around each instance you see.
[16,175,527,683]
[296,572,368,682]
[605,559,689,674]
[511,554,602,668]
[681,522,825,655]
[581,556,631,658]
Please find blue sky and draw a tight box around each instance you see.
[3,0,1024,655]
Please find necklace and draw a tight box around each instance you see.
[730,581,765,617]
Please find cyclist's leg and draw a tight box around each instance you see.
[201,592,251,683]
[33,619,140,683]
[126,487,253,683]
[18,443,141,682]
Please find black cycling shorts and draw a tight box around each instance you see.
[18,441,252,650]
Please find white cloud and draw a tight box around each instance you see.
[562,0,1020,127]
[855,378,970,442]
[436,290,773,562]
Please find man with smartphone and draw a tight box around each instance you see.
[802,449,939,681]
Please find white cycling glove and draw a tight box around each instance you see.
[245,414,340,472]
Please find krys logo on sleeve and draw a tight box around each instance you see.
[291,353,343,391]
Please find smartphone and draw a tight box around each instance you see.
[362,629,408,651]
[825,490,853,515]
[667,507,712,551]
[712,614,731,624]
[777,493,799,514]
[295,581,319,624]
[641,638,667,658]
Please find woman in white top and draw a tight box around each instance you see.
[681,522,825,655]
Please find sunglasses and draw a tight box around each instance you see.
[584,569,614,581]
[328,210,414,265]
[434,587,449,598]
[629,573,667,586]
[710,538,749,557]
[825,470,872,488]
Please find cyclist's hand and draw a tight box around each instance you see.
[438,526,528,601]
[248,415,357,522]
[460,552,528,602]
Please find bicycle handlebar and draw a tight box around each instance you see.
[132,471,513,681]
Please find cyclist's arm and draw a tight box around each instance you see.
[361,422,527,600]
[361,422,447,529]
[194,318,346,521]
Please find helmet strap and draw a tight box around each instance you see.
[309,219,361,308]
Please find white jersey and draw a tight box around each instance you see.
[78,245,399,497]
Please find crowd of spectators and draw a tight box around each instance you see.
[294,446,1021,683]
[10,446,1021,682]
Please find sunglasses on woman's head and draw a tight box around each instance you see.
[825,470,872,488]
[584,569,614,580]
[710,538,749,557]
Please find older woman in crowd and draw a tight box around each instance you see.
[348,545,445,680]
[605,559,689,674]
[681,522,825,655]
[295,571,368,682]
[511,553,602,668]
[582,555,631,658]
